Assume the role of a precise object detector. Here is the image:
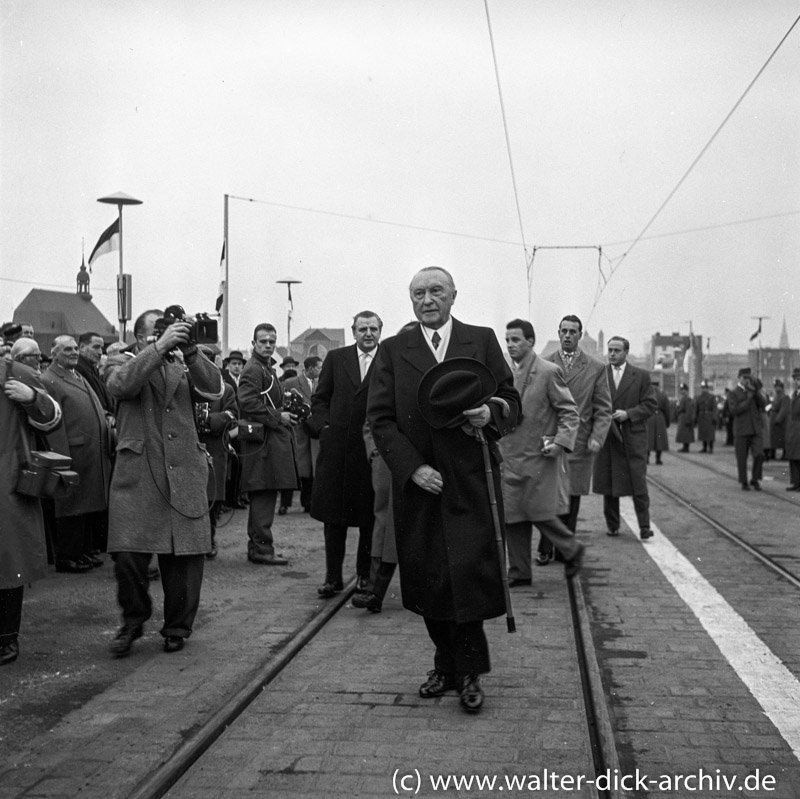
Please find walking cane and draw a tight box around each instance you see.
[475,428,516,633]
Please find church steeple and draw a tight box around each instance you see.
[77,242,92,300]
[779,316,789,349]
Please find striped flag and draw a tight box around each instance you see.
[215,241,226,312]
[88,218,120,271]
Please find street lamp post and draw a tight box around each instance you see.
[98,191,143,342]
[276,279,302,357]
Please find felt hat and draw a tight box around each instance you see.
[228,350,246,364]
[280,356,299,368]
[417,357,497,430]
[738,367,752,378]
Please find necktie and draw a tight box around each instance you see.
[431,331,441,350]
[360,352,371,380]
[613,366,622,388]
[562,352,575,374]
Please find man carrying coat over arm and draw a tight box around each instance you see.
[368,267,520,715]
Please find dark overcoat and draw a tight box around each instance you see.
[694,390,718,443]
[647,388,670,451]
[308,344,374,527]
[675,395,695,444]
[238,354,299,492]
[728,385,766,437]
[785,392,800,460]
[500,351,579,522]
[769,392,790,451]
[283,372,316,478]
[368,318,520,624]
[546,349,611,495]
[41,362,111,517]
[593,362,656,497]
[198,383,238,501]
[0,360,62,589]
[105,345,224,554]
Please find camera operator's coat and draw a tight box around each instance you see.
[308,344,375,527]
[198,382,238,502]
[593,363,656,498]
[238,353,298,492]
[1,360,62,590]
[368,319,520,623]
[105,346,224,554]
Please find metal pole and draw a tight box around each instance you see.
[223,194,229,354]
[118,204,125,342]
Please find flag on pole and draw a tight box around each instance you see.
[749,320,762,341]
[215,241,226,313]
[88,218,120,271]
[682,336,693,373]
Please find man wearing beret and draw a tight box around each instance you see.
[727,367,767,490]
[368,267,520,714]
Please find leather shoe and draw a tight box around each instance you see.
[55,559,92,574]
[109,624,143,657]
[163,636,184,653]
[564,543,585,578]
[535,552,551,566]
[419,669,457,698]
[0,641,19,666]
[459,674,484,714]
[278,505,288,515]
[741,483,750,491]
[606,529,619,537]
[750,481,761,491]
[205,545,218,560]
[317,581,343,598]
[248,553,288,565]
[640,528,654,540]
[351,590,382,612]
[508,578,531,587]
[81,553,104,568]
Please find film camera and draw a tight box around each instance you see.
[282,387,311,421]
[154,305,218,346]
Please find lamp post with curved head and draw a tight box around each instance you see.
[98,191,142,342]
[276,278,302,355]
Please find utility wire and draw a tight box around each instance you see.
[483,0,530,269]
[590,12,800,316]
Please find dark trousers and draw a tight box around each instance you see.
[539,495,582,557]
[604,493,650,533]
[323,522,372,584]
[789,460,800,487]
[113,551,204,639]
[367,557,396,600]
[734,434,764,485]
[0,585,24,646]
[54,514,89,562]
[508,519,580,580]
[247,489,278,558]
[280,478,313,511]
[423,617,491,676]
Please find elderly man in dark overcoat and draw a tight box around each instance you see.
[368,267,520,714]
[1,358,62,665]
[543,314,611,556]
[42,335,112,572]
[105,309,224,656]
[238,323,298,565]
[593,336,657,539]
[308,312,382,597]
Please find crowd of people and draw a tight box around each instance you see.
[3,274,797,715]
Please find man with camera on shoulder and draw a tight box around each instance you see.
[104,307,224,657]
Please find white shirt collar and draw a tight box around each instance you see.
[420,318,452,363]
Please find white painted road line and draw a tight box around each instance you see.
[620,497,800,761]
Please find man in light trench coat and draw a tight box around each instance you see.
[105,309,223,657]
[499,319,585,587]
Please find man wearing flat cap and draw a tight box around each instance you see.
[368,266,520,714]
[727,367,767,490]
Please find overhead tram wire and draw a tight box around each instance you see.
[483,0,532,298]
[587,12,800,321]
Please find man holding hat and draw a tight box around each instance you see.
[368,266,520,714]
[727,367,767,490]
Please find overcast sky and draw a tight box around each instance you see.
[2,1,798,355]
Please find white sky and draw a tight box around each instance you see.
[2,0,798,355]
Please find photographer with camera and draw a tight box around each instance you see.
[727,367,768,491]
[104,308,223,657]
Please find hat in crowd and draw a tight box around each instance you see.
[700,379,710,388]
[228,350,246,364]
[793,367,800,378]
[280,356,299,369]
[418,357,497,430]
[650,379,660,386]
[774,378,784,388]
[738,367,752,378]
[679,382,689,391]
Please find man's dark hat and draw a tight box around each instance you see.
[774,378,784,388]
[793,367,800,378]
[737,367,752,377]
[228,350,246,363]
[417,357,497,430]
[281,356,299,368]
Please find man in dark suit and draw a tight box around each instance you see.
[309,313,382,598]
[592,336,657,539]
[75,332,113,414]
[727,367,767,490]
[542,314,612,560]
[222,350,246,393]
[368,267,520,714]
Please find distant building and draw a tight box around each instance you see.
[539,328,601,359]
[288,327,346,363]
[649,331,703,399]
[748,347,799,391]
